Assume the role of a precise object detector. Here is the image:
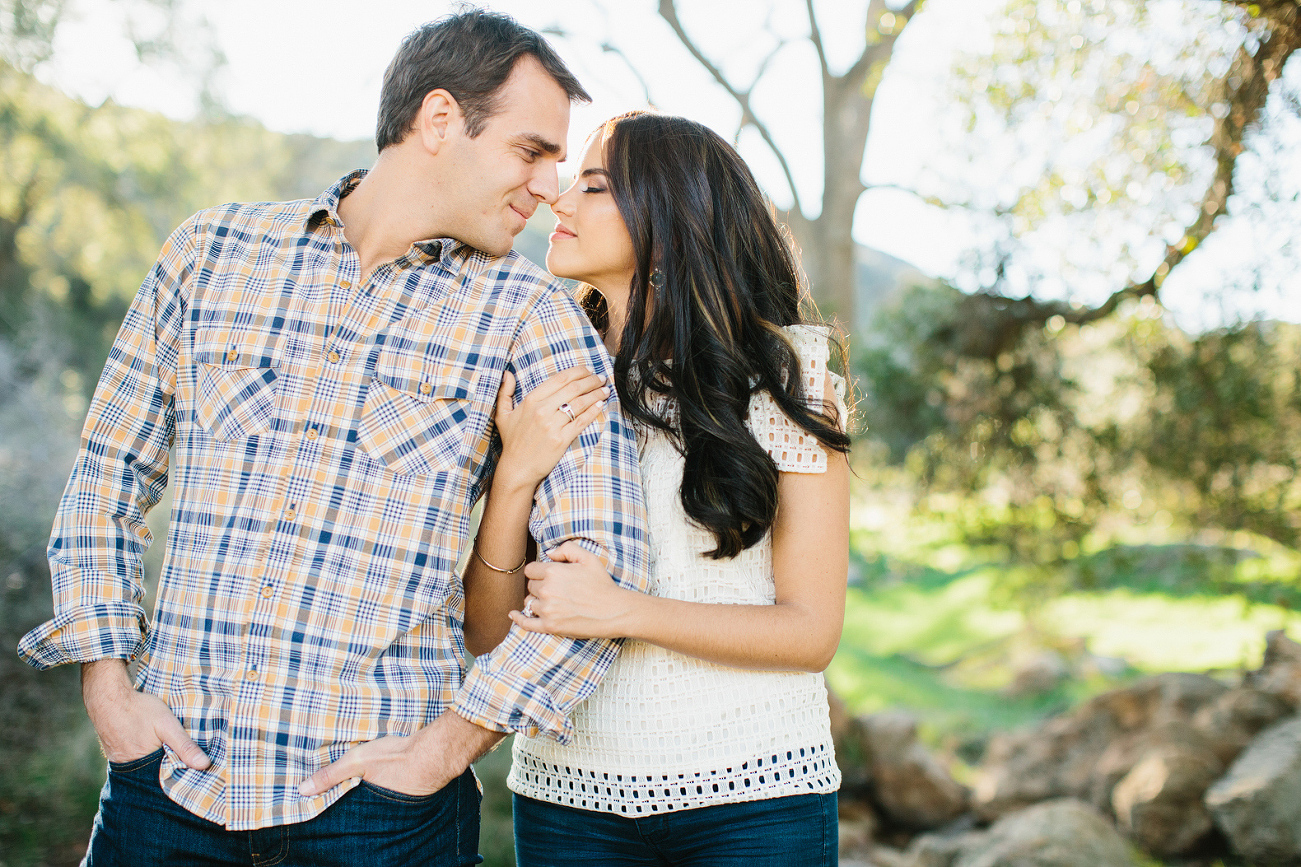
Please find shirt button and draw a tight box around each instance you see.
[246,668,259,681]
[226,348,237,362]
[420,382,433,396]
[261,585,274,598]
[327,351,341,364]
[306,426,319,440]
[283,506,297,521]
[340,280,352,290]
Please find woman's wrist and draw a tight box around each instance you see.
[609,585,650,641]
[492,453,546,496]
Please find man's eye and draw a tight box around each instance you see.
[522,149,540,162]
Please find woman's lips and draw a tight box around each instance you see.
[550,223,577,242]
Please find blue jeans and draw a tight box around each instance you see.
[83,748,482,866]
[512,791,838,866]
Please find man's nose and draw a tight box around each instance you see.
[529,165,559,205]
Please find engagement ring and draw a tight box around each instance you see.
[558,402,576,422]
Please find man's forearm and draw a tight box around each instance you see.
[416,710,507,771]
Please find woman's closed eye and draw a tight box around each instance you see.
[582,185,607,194]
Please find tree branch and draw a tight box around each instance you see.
[599,40,656,107]
[951,3,1301,347]
[657,0,805,215]
[804,0,830,80]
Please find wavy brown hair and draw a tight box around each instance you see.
[596,111,850,559]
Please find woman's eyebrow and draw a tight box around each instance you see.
[580,168,611,178]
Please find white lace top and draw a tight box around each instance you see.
[508,324,847,815]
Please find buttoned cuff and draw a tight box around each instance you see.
[453,663,573,744]
[17,601,148,670]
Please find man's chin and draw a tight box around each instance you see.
[464,234,515,258]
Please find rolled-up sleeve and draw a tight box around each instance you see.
[454,289,649,742]
[18,218,192,669]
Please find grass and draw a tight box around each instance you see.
[829,502,1301,757]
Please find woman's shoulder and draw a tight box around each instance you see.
[745,323,847,473]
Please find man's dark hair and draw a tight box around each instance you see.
[375,8,590,150]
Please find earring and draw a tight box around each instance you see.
[649,269,665,289]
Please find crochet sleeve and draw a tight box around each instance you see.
[746,324,847,474]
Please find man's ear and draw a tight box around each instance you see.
[417,89,460,155]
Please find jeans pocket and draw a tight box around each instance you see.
[107,747,165,774]
[357,779,444,805]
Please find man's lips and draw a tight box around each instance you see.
[509,204,533,223]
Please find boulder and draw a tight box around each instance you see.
[1192,684,1292,765]
[1005,651,1070,698]
[1111,740,1223,856]
[902,799,1138,867]
[974,673,1228,819]
[839,797,879,859]
[860,711,970,830]
[1206,715,1301,864]
[1245,630,1301,710]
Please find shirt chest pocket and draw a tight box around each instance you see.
[357,357,477,477]
[193,349,281,442]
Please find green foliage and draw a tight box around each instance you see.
[942,0,1248,300]
[855,276,1301,588]
[0,60,375,385]
[1130,320,1301,546]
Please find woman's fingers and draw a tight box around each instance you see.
[494,371,517,419]
[523,367,598,405]
[509,609,546,632]
[570,398,605,432]
[548,540,596,565]
[556,385,608,426]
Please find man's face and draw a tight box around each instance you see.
[439,56,571,256]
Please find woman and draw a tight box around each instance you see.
[462,111,851,866]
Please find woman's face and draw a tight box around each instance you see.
[546,132,636,308]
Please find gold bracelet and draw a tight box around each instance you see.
[472,540,526,574]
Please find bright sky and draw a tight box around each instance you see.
[37,0,1299,326]
[35,0,998,276]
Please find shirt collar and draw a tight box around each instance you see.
[305,170,482,271]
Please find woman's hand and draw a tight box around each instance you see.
[509,541,640,640]
[494,368,609,492]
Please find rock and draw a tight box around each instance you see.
[1005,651,1071,698]
[956,799,1137,867]
[860,711,970,830]
[1193,685,1293,765]
[831,685,874,798]
[903,799,1138,867]
[840,798,879,858]
[1111,741,1223,856]
[902,831,971,867]
[1246,630,1301,710]
[864,846,912,867]
[1206,715,1301,864]
[974,673,1228,819]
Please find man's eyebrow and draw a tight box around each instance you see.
[519,133,563,156]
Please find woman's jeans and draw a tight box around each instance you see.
[82,748,482,866]
[513,791,838,866]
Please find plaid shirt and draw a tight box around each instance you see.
[18,172,649,830]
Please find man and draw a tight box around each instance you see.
[18,10,648,865]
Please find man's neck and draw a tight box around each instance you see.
[337,151,437,279]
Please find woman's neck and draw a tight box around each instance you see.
[589,281,627,354]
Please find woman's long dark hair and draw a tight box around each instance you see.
[597,111,851,559]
